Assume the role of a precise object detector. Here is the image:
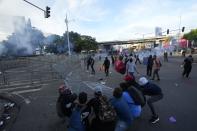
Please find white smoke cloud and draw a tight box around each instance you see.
[0,42,5,55]
[0,16,44,56]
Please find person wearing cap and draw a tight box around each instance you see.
[138,77,163,124]
[87,86,115,131]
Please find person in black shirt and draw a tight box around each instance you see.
[135,55,141,64]
[182,55,193,78]
[57,85,77,118]
[163,51,168,62]
[103,57,110,76]
[87,56,91,71]
[111,55,115,66]
[138,77,163,124]
[147,55,153,77]
[90,56,95,74]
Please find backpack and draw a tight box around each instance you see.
[127,86,146,107]
[68,106,86,131]
[115,60,126,74]
[98,96,117,122]
[155,59,162,67]
[124,74,134,82]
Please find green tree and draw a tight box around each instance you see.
[63,31,98,53]
[183,29,197,42]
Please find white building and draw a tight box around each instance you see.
[155,27,162,37]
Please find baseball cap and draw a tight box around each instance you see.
[94,85,103,94]
[138,77,148,86]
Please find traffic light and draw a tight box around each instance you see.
[45,6,50,18]
[182,27,185,32]
[167,29,169,34]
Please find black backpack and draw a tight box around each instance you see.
[127,86,146,107]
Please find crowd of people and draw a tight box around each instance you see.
[57,75,163,131]
[56,52,194,131]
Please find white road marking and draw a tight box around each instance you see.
[3,80,41,87]
[83,81,113,92]
[12,88,42,94]
[0,84,47,92]
[0,85,36,91]
[68,72,73,77]
[5,70,27,73]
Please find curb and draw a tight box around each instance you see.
[0,92,24,131]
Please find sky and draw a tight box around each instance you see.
[0,0,197,42]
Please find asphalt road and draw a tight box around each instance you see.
[2,55,197,131]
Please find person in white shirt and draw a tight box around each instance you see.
[126,58,139,80]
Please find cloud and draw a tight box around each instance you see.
[51,0,109,22]
[97,0,197,41]
[0,0,197,42]
[0,0,110,41]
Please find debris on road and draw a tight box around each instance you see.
[174,83,179,87]
[169,116,176,123]
[100,81,106,85]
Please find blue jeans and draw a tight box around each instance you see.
[114,121,129,131]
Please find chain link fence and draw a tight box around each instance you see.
[0,55,81,87]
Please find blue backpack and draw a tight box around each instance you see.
[68,106,86,131]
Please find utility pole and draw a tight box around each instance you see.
[179,16,182,36]
[65,14,71,56]
[177,15,182,52]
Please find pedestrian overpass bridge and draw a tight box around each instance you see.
[99,36,168,46]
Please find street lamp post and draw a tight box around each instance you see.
[65,14,71,56]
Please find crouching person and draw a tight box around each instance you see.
[68,92,91,131]
[56,85,77,118]
[138,77,163,124]
[87,86,116,131]
[119,82,142,118]
[110,87,133,131]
